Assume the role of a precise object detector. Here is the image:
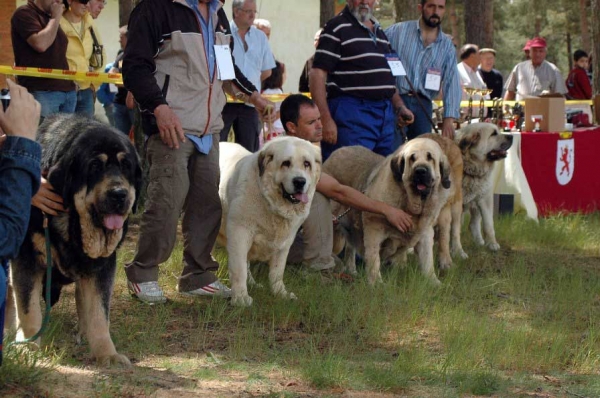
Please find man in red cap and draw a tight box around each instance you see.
[504,37,567,101]
[523,39,531,60]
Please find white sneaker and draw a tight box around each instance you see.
[128,280,167,304]
[178,280,232,298]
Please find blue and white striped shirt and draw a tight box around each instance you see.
[385,20,461,119]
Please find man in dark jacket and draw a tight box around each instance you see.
[123,0,274,304]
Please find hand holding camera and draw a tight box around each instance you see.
[0,79,41,142]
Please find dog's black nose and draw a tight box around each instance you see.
[292,177,306,191]
[108,188,128,204]
[414,166,429,176]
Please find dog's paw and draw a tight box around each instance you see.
[438,259,452,271]
[486,242,500,251]
[231,294,253,307]
[474,236,485,246]
[96,353,131,368]
[428,275,442,286]
[453,249,469,260]
[276,290,297,300]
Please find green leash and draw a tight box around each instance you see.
[8,214,53,346]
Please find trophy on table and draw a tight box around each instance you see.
[463,87,492,124]
[531,116,542,132]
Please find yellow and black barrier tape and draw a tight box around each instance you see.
[433,99,594,107]
[0,65,123,85]
[1,66,594,107]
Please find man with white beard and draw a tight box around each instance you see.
[309,0,414,160]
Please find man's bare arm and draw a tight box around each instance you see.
[309,68,337,144]
[26,3,64,53]
[317,172,413,232]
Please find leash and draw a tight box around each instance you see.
[332,207,352,225]
[8,214,53,347]
[403,76,440,135]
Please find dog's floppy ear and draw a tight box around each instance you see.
[390,153,405,183]
[439,154,451,189]
[258,150,273,177]
[47,154,78,209]
[458,131,480,152]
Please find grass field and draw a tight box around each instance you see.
[2,212,600,397]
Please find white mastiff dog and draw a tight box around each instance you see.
[218,137,322,306]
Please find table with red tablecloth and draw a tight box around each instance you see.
[519,127,600,215]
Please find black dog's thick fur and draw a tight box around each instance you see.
[9,114,141,366]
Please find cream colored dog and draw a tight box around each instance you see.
[324,138,452,285]
[455,123,513,251]
[218,137,322,306]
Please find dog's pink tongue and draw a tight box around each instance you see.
[417,184,427,191]
[103,215,125,230]
[294,193,309,204]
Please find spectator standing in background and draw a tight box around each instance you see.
[504,37,567,101]
[111,25,134,134]
[219,0,276,152]
[566,50,592,100]
[385,0,461,140]
[478,48,503,100]
[457,43,488,120]
[11,0,77,120]
[60,0,106,116]
[253,18,271,40]
[523,39,531,60]
[87,0,105,19]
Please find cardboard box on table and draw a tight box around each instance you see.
[524,96,565,132]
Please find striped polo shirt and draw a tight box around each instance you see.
[312,6,396,101]
[504,60,567,100]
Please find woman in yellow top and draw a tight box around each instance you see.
[60,0,106,117]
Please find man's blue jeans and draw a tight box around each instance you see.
[113,102,134,135]
[400,94,434,140]
[75,88,95,117]
[32,90,77,120]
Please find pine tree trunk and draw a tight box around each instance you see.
[320,0,335,27]
[464,0,489,47]
[448,2,460,52]
[482,0,493,48]
[393,0,419,23]
[579,0,591,52]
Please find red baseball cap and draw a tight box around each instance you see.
[528,37,547,49]
[522,40,532,51]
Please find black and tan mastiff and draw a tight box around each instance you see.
[9,114,141,366]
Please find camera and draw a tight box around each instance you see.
[0,89,9,112]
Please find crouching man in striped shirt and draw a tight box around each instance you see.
[309,0,414,161]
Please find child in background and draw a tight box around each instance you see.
[566,50,592,100]
[260,61,286,147]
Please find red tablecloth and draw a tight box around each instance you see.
[520,126,600,215]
